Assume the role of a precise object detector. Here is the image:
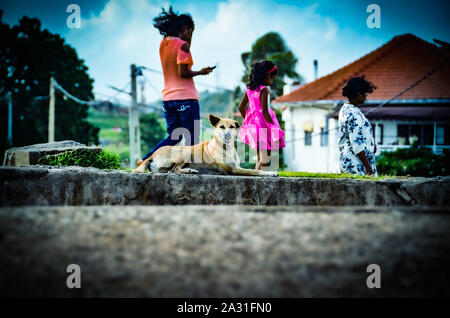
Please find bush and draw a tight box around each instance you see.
[38,149,123,170]
[376,144,450,177]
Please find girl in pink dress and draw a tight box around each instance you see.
[238,61,286,170]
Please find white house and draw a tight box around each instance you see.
[272,34,450,173]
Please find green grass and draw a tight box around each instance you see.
[99,129,122,140]
[87,114,129,130]
[278,171,403,180]
[38,149,125,170]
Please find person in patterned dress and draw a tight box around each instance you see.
[338,76,378,176]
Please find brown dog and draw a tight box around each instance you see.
[133,115,278,177]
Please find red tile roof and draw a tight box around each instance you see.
[273,34,450,104]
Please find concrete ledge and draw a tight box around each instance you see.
[1,166,449,206]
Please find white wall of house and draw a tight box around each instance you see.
[282,104,339,172]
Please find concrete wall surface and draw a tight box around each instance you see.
[1,166,449,206]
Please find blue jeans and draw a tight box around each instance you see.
[142,99,200,160]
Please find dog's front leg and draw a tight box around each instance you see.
[215,163,278,177]
[171,163,199,174]
[133,158,150,173]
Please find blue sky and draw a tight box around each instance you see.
[1,0,449,103]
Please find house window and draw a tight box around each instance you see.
[397,124,409,145]
[320,128,327,146]
[423,125,433,145]
[305,131,312,146]
[397,124,435,146]
[436,125,449,145]
[377,124,384,145]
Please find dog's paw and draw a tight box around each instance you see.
[133,166,145,173]
[185,168,199,174]
[263,171,278,177]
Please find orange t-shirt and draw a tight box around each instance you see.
[160,37,199,101]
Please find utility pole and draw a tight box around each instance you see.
[5,92,12,146]
[140,79,146,110]
[48,76,55,142]
[228,89,234,119]
[129,64,141,169]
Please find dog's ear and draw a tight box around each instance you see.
[209,114,221,127]
[234,121,241,129]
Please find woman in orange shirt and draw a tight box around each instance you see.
[139,7,215,164]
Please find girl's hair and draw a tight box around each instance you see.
[247,60,278,91]
[342,76,376,99]
[153,6,195,37]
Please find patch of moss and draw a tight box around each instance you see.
[38,149,125,170]
[278,171,400,180]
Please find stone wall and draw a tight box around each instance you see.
[2,140,101,166]
[1,166,449,206]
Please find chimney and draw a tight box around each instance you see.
[313,59,318,80]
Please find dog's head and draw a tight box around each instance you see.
[209,114,240,145]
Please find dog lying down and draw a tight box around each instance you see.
[133,115,278,177]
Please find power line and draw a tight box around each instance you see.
[109,84,131,96]
[52,81,162,113]
[364,57,450,116]
[53,79,95,106]
[141,73,162,95]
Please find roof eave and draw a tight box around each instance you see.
[274,98,450,107]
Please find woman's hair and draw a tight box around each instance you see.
[342,76,376,99]
[153,6,195,37]
[247,60,278,91]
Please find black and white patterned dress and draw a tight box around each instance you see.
[338,102,378,176]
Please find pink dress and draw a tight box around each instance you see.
[238,85,286,150]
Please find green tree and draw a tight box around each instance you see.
[140,113,166,154]
[199,89,233,115]
[241,32,303,98]
[120,112,166,156]
[0,11,99,163]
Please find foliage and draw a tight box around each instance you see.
[139,112,166,154]
[241,32,303,98]
[376,144,450,177]
[38,149,123,170]
[232,86,243,113]
[199,89,233,116]
[0,11,99,163]
[120,112,166,155]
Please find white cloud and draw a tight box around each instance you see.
[64,0,379,103]
[191,0,344,90]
